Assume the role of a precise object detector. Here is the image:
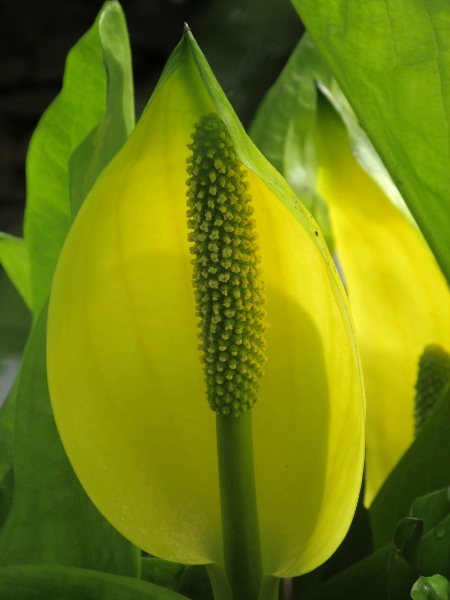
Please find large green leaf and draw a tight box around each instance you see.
[370,385,450,549]
[0,564,188,600]
[24,0,133,318]
[68,0,134,220]
[291,0,450,285]
[0,304,138,575]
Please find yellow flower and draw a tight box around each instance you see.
[47,30,364,590]
[315,100,450,505]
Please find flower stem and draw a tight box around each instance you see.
[216,409,264,600]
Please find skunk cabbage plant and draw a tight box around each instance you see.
[315,100,450,504]
[47,30,365,599]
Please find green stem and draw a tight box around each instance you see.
[216,409,264,600]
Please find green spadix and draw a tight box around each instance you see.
[187,113,267,417]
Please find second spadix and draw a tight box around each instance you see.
[47,29,365,581]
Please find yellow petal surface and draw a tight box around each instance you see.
[47,40,364,577]
[316,103,450,505]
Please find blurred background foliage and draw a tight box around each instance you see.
[0,0,304,404]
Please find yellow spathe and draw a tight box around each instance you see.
[316,102,450,505]
[47,34,365,579]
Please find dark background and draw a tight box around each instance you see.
[0,0,304,236]
[0,0,304,398]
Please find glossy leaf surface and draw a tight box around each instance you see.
[24,1,133,317]
[412,575,450,600]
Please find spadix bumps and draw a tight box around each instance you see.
[187,114,267,416]
[47,32,364,583]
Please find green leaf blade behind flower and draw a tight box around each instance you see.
[23,7,106,318]
[291,0,450,285]
[24,0,134,318]
[0,564,189,600]
[0,304,139,576]
[69,0,134,220]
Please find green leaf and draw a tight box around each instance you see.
[24,1,133,318]
[0,304,139,575]
[410,488,450,534]
[69,0,134,220]
[412,489,450,580]
[388,518,423,600]
[0,234,31,311]
[0,564,189,600]
[370,385,450,549]
[301,546,390,600]
[412,575,450,600]
[141,559,214,600]
[291,0,450,285]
